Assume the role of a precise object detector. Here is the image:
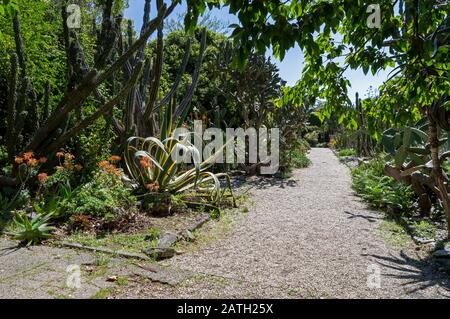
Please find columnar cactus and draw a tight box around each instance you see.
[5,53,18,162]
[1,0,208,188]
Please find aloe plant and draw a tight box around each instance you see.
[8,211,55,245]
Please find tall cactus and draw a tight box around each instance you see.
[108,0,208,141]
[1,0,208,188]
[6,54,19,162]
[0,1,163,185]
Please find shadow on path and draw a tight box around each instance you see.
[370,251,450,295]
[344,210,381,223]
[0,242,27,257]
[246,177,298,190]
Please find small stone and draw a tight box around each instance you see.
[157,233,178,248]
[180,230,195,241]
[433,247,450,258]
[142,247,176,260]
[412,236,435,245]
[435,259,450,272]
[106,276,118,282]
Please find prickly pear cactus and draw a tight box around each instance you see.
[382,122,438,168]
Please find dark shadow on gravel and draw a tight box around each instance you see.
[344,211,381,223]
[0,243,26,257]
[369,251,450,296]
[246,177,298,190]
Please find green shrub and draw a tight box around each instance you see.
[60,170,135,217]
[290,149,311,169]
[352,159,414,213]
[410,220,437,239]
[296,138,310,153]
[0,145,7,163]
[338,148,357,157]
[304,131,319,147]
[280,144,311,178]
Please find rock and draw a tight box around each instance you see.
[435,259,450,272]
[429,242,437,251]
[412,236,435,245]
[142,247,176,260]
[134,267,194,286]
[157,233,178,248]
[433,247,450,258]
[180,229,195,241]
[186,215,210,232]
[60,241,150,261]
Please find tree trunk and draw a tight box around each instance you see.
[428,110,450,237]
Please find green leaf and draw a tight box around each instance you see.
[394,145,408,167]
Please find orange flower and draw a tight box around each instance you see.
[109,155,121,162]
[23,151,34,161]
[39,157,47,164]
[56,151,65,158]
[65,153,75,160]
[74,164,83,171]
[106,163,116,171]
[15,156,24,164]
[37,173,48,183]
[27,158,38,167]
[63,161,74,170]
[140,160,151,169]
[56,166,64,172]
[98,160,110,168]
[140,157,153,169]
[145,183,160,191]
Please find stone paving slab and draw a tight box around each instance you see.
[0,238,130,298]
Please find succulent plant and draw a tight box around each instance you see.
[381,122,450,216]
[125,101,236,211]
[8,211,55,246]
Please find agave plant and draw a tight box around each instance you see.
[124,99,236,211]
[8,210,55,245]
[125,134,235,209]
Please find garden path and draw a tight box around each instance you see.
[1,148,449,298]
[117,148,450,298]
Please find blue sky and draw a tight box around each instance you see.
[125,1,391,100]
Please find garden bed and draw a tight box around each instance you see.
[58,209,209,255]
[346,154,450,270]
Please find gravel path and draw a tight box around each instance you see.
[118,148,450,298]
